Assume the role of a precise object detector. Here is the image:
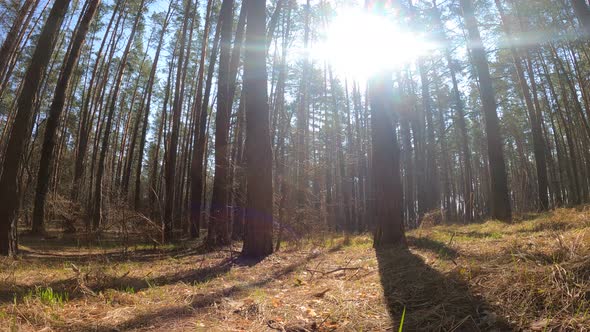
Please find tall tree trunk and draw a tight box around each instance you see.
[295,0,311,224]
[415,55,439,217]
[92,0,145,231]
[71,0,124,202]
[328,67,352,231]
[190,0,217,239]
[0,0,37,94]
[495,0,549,211]
[164,0,192,241]
[120,42,153,195]
[449,54,473,222]
[460,0,512,222]
[0,0,71,256]
[150,56,175,216]
[241,0,274,258]
[228,0,248,240]
[134,4,173,210]
[370,71,406,247]
[31,0,101,235]
[208,0,235,247]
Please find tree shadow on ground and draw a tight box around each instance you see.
[19,231,157,249]
[17,233,203,264]
[15,246,204,265]
[0,252,234,304]
[376,247,514,331]
[61,250,325,331]
[406,235,459,260]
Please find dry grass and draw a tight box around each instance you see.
[0,207,588,331]
[415,207,590,331]
[0,238,389,331]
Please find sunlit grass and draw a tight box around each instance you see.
[22,287,68,306]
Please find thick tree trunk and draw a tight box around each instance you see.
[460,0,512,222]
[370,72,406,247]
[241,0,274,258]
[228,1,248,241]
[0,0,71,255]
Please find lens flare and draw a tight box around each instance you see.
[311,8,435,78]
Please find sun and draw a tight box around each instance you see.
[312,7,434,78]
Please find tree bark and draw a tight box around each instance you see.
[207,0,235,247]
[164,0,192,241]
[0,0,71,255]
[460,0,512,222]
[241,0,274,258]
[31,0,101,235]
[370,72,406,247]
[190,0,218,239]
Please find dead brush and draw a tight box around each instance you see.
[0,258,18,285]
[553,230,588,261]
[46,193,82,233]
[92,200,163,251]
[69,262,138,299]
[419,209,443,228]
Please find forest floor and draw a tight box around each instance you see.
[1,207,589,331]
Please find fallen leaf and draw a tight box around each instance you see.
[272,298,283,308]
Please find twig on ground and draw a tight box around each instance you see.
[305,266,361,276]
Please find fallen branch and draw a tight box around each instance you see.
[313,288,331,298]
[305,266,361,276]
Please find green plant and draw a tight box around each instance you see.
[398,306,406,332]
[24,287,69,306]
